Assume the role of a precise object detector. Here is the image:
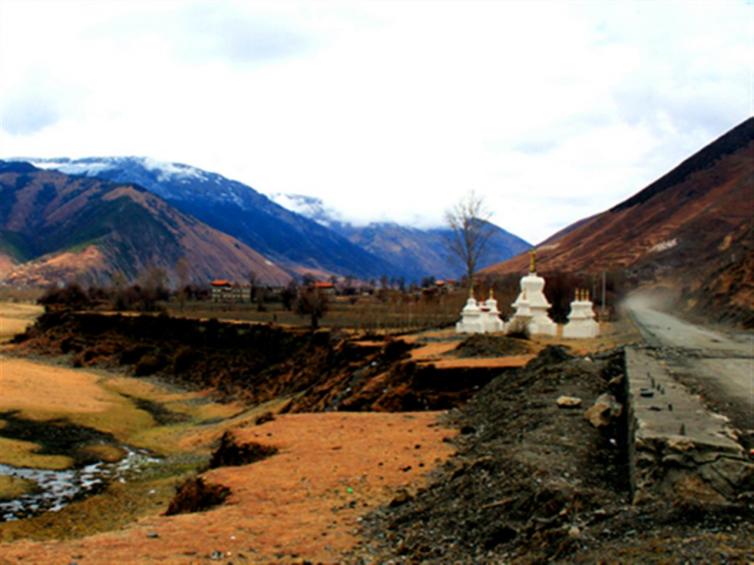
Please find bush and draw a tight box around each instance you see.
[208,431,278,469]
[39,283,92,310]
[133,353,167,376]
[164,477,231,515]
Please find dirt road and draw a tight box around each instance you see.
[624,294,753,435]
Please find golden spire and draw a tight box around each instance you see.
[529,249,536,273]
[489,287,494,300]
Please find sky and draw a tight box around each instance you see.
[0,0,751,244]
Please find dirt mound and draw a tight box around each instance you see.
[164,477,231,516]
[208,432,278,469]
[453,334,529,358]
[351,347,753,563]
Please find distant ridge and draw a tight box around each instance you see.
[0,161,292,286]
[27,157,400,279]
[270,193,531,281]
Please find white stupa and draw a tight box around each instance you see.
[481,289,504,333]
[563,288,600,338]
[504,250,557,337]
[456,287,504,334]
[456,289,484,334]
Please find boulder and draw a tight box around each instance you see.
[556,396,582,408]
[584,393,622,428]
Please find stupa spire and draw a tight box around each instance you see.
[529,249,536,273]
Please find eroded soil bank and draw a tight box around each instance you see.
[13,311,504,412]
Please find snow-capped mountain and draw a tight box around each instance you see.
[28,156,530,281]
[0,161,291,286]
[270,194,532,281]
[29,157,399,279]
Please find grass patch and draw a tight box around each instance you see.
[0,436,73,470]
[0,475,38,500]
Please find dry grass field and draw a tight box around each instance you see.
[0,412,454,564]
[0,302,42,342]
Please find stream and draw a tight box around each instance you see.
[0,447,159,522]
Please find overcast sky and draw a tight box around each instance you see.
[0,0,751,244]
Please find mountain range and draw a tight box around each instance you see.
[0,162,292,286]
[24,156,530,282]
[484,117,754,325]
[5,115,750,321]
[27,157,398,280]
[0,157,529,285]
[270,193,531,282]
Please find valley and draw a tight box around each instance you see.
[0,297,751,563]
[2,3,751,562]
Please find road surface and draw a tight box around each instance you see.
[624,294,754,435]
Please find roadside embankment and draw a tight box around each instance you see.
[625,346,752,506]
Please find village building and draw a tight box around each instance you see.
[312,281,336,295]
[210,279,252,303]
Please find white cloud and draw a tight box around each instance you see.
[0,0,751,244]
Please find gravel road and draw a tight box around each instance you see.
[624,294,754,435]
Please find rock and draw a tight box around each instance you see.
[146,531,159,539]
[556,396,582,408]
[254,411,275,425]
[667,437,695,452]
[568,525,581,538]
[584,393,622,428]
[389,489,413,507]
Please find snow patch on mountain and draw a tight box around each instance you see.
[29,159,115,176]
[141,157,209,182]
[270,193,347,227]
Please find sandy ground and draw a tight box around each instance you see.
[0,412,454,564]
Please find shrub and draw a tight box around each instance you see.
[39,283,91,310]
[164,477,231,515]
[133,353,167,376]
[208,431,278,469]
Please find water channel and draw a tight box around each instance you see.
[0,447,159,522]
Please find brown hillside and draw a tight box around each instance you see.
[0,163,292,286]
[484,118,754,324]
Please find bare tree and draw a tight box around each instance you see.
[445,191,495,288]
[175,257,191,311]
[295,287,329,330]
